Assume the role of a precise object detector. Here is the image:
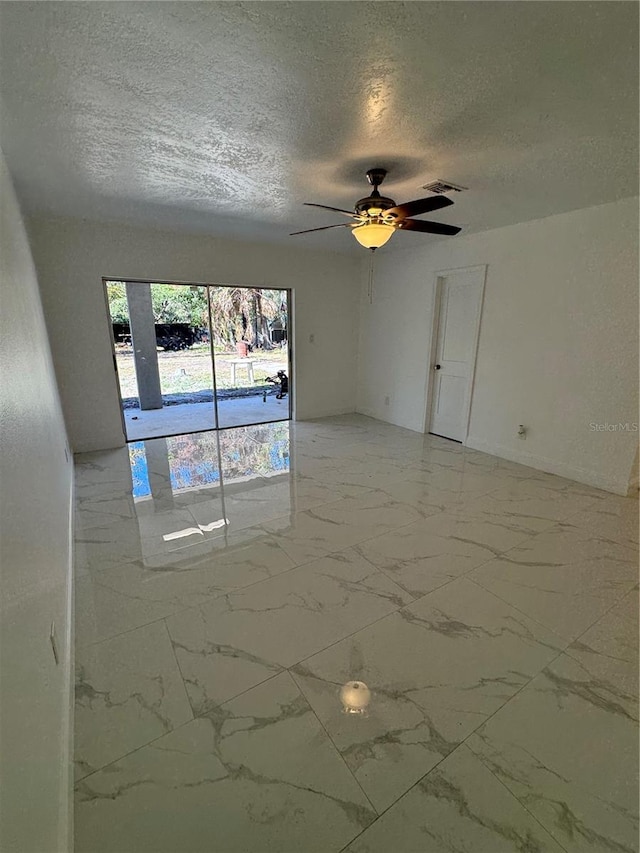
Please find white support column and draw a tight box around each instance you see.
[126,282,162,410]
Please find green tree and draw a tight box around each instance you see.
[106,282,287,350]
[208,287,285,349]
[150,284,207,326]
[106,282,129,324]
[106,282,208,326]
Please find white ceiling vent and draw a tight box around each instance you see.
[421,179,468,194]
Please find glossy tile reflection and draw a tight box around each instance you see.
[73,416,638,852]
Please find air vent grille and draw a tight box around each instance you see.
[421,179,467,194]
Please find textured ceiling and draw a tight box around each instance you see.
[0,1,638,252]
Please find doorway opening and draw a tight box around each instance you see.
[105,280,292,441]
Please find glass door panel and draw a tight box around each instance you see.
[107,281,216,441]
[208,286,291,428]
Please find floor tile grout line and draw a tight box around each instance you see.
[74,669,287,787]
[74,599,200,651]
[73,501,591,654]
[349,603,576,834]
[73,460,625,572]
[455,649,585,852]
[73,506,633,679]
[247,508,450,580]
[160,617,195,724]
[79,525,485,786]
[135,524,580,764]
[77,658,392,792]
[73,531,429,651]
[74,520,411,648]
[466,562,638,649]
[464,573,576,647]
[351,548,426,603]
[561,582,640,656]
[337,623,580,853]
[76,437,514,512]
[306,520,618,848]
[336,735,570,853]
[257,490,530,567]
[357,519,552,604]
[449,581,634,774]
[299,529,636,845]
[289,669,380,819]
[73,477,446,586]
[72,421,637,844]
[74,550,424,789]
[457,499,638,616]
[160,606,290,722]
[356,486,620,604]
[459,743,572,853]
[285,602,416,674]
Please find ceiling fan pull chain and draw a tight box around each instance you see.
[368,249,375,304]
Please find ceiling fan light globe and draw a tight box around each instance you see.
[352,222,395,249]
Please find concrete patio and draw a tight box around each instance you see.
[124,394,289,439]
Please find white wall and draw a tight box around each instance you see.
[357,196,639,495]
[0,155,73,851]
[27,217,361,453]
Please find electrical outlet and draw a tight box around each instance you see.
[309,334,315,344]
[517,424,527,440]
[384,395,390,406]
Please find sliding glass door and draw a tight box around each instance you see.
[106,280,291,441]
[208,286,290,429]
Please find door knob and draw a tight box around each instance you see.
[434,364,441,370]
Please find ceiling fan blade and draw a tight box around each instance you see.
[290,223,352,236]
[387,196,454,219]
[399,219,461,235]
[303,203,357,218]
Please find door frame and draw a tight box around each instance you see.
[102,277,294,441]
[423,264,487,444]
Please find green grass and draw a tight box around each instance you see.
[115,345,288,398]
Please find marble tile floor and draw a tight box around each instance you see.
[73,415,639,853]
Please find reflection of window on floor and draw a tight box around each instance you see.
[128,423,290,500]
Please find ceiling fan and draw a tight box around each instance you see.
[290,168,461,250]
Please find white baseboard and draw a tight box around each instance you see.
[59,465,75,852]
[465,435,629,495]
[295,405,356,421]
[354,406,421,433]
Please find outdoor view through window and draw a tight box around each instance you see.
[106,281,291,439]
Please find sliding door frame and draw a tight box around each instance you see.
[101,279,129,441]
[102,277,293,442]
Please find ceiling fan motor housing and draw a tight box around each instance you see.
[355,193,396,216]
[357,168,397,216]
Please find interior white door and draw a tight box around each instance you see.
[428,267,485,441]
